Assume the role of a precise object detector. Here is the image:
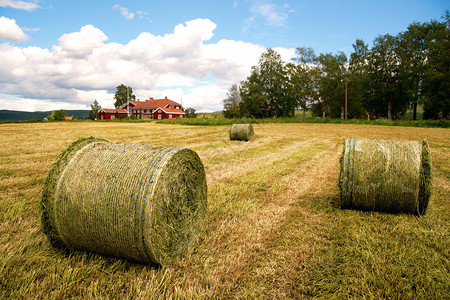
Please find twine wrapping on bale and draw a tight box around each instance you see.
[339,138,432,215]
[230,124,254,141]
[41,137,207,265]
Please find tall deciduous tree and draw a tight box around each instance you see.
[223,83,243,118]
[89,100,101,120]
[240,72,269,118]
[114,84,136,108]
[313,51,349,118]
[398,22,429,120]
[365,34,408,119]
[349,39,370,119]
[422,14,450,119]
[287,47,320,118]
[240,48,294,118]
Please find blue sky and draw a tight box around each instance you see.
[0,0,448,112]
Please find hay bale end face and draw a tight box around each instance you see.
[41,137,207,265]
[230,124,254,141]
[339,139,432,215]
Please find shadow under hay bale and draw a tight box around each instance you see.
[339,138,432,215]
[230,124,254,141]
[41,137,207,266]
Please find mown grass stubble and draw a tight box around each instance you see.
[0,122,448,299]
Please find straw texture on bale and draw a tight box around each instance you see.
[339,139,432,215]
[230,124,254,141]
[41,137,207,265]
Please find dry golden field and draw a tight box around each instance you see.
[1,122,449,299]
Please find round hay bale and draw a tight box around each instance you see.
[41,137,207,265]
[339,138,432,215]
[230,124,254,141]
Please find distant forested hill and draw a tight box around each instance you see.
[0,110,90,121]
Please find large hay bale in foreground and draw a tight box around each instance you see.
[41,137,207,265]
[230,124,254,141]
[339,138,432,215]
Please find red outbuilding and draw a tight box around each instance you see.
[98,108,128,120]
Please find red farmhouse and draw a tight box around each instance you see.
[98,97,185,120]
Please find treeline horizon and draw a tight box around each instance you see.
[223,11,449,120]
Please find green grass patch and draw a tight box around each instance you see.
[5,116,446,128]
[157,116,450,128]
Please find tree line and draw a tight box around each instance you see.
[223,12,449,120]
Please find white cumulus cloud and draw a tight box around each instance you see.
[0,19,295,112]
[183,84,229,112]
[56,25,108,58]
[0,16,29,42]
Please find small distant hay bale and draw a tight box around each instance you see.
[339,138,432,215]
[230,124,254,141]
[41,137,207,265]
